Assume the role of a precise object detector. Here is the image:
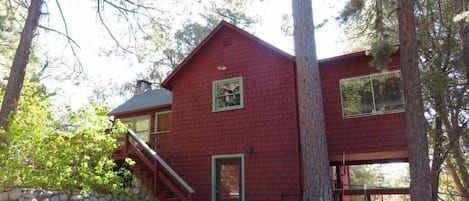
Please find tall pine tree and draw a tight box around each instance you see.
[292,0,333,200]
[0,0,44,133]
[397,0,432,200]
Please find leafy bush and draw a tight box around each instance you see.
[0,81,132,198]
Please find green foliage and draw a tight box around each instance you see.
[340,78,371,116]
[415,1,469,198]
[120,0,258,97]
[349,164,409,201]
[350,165,385,187]
[160,0,257,70]
[338,0,365,23]
[0,3,22,78]
[165,22,213,68]
[201,0,258,29]
[340,0,469,198]
[368,40,398,71]
[162,0,257,70]
[337,0,399,67]
[0,80,132,198]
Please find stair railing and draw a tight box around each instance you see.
[126,129,195,198]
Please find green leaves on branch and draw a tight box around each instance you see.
[338,0,365,23]
[0,81,132,197]
[368,40,398,71]
[337,0,398,71]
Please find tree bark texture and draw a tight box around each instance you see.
[0,0,44,134]
[447,126,469,200]
[429,81,448,201]
[292,0,333,200]
[447,159,469,201]
[455,0,469,85]
[397,0,433,201]
[430,105,443,201]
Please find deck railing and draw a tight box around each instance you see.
[333,187,410,201]
[117,129,194,201]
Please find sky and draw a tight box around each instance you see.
[37,0,350,109]
[251,0,348,57]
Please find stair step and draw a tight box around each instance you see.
[122,144,191,201]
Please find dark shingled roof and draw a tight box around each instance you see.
[110,88,172,115]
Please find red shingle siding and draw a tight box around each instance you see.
[113,22,410,200]
[170,27,301,201]
[320,54,407,162]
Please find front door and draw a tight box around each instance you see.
[212,154,244,201]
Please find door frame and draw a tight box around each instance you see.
[211,153,245,201]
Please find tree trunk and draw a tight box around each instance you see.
[455,0,469,85]
[430,82,448,201]
[430,106,443,201]
[446,126,469,200]
[0,0,43,134]
[447,159,469,201]
[397,0,432,201]
[451,146,469,200]
[292,0,333,200]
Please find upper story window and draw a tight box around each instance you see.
[340,70,404,118]
[212,77,244,112]
[122,115,151,142]
[155,111,171,133]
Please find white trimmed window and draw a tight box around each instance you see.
[212,77,244,112]
[122,116,151,142]
[340,70,404,118]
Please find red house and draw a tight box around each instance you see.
[110,21,408,201]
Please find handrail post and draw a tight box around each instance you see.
[364,183,367,201]
[124,133,129,155]
[154,157,159,197]
[126,129,195,196]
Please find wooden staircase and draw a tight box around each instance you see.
[114,129,195,201]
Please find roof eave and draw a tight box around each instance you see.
[318,50,368,64]
[109,103,172,117]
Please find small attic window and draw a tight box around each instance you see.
[223,38,233,46]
